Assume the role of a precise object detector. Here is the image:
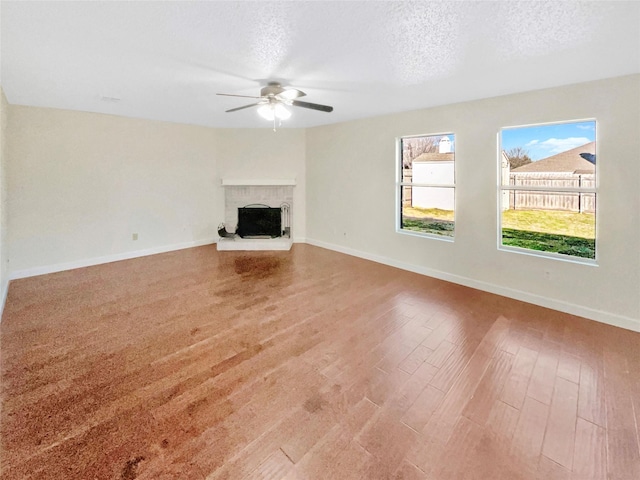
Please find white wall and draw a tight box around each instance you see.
[215,128,306,240]
[7,106,221,274]
[5,107,307,276]
[306,75,640,331]
[0,87,9,315]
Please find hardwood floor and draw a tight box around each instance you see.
[1,244,639,479]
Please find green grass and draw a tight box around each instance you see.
[502,229,595,259]
[402,217,454,237]
[403,207,454,221]
[401,207,454,236]
[402,207,596,258]
[501,209,595,259]
[502,209,595,239]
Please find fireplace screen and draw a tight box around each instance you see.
[237,206,282,238]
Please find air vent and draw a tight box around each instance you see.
[99,95,121,103]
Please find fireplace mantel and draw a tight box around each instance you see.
[219,181,295,251]
[221,179,296,186]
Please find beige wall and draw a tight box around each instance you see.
[7,107,221,273]
[306,75,640,330]
[6,107,307,275]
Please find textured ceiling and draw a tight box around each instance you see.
[1,1,639,129]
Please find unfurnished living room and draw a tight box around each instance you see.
[0,1,639,479]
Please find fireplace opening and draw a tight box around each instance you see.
[237,205,282,238]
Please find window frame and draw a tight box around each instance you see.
[396,132,456,241]
[497,119,598,265]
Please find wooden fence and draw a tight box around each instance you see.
[402,172,412,206]
[404,171,595,213]
[509,173,595,213]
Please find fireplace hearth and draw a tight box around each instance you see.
[218,180,295,251]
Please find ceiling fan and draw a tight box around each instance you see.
[217,82,333,127]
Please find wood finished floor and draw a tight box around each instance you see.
[1,244,639,479]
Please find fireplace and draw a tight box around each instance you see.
[237,206,282,238]
[218,179,295,251]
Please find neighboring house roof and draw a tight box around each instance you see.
[511,142,595,173]
[413,152,454,162]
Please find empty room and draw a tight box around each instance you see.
[1,1,639,479]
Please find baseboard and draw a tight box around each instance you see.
[9,238,217,280]
[7,236,637,332]
[0,277,9,323]
[305,238,640,333]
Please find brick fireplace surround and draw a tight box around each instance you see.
[218,179,294,251]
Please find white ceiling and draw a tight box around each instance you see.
[1,1,639,129]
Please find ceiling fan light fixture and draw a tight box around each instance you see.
[257,104,275,121]
[274,103,291,120]
[257,103,291,121]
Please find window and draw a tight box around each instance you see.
[499,120,597,261]
[397,133,455,238]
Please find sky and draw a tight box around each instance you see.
[501,120,596,161]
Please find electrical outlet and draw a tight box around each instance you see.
[132,233,138,241]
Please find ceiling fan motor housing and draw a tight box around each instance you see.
[261,83,285,97]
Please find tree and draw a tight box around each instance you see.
[402,136,439,168]
[506,147,532,169]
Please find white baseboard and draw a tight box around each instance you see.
[0,277,9,323]
[305,238,640,333]
[9,238,217,280]
[7,235,304,282]
[6,236,637,333]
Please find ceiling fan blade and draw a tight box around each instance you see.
[277,88,306,100]
[291,100,333,112]
[225,102,261,113]
[217,93,263,99]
